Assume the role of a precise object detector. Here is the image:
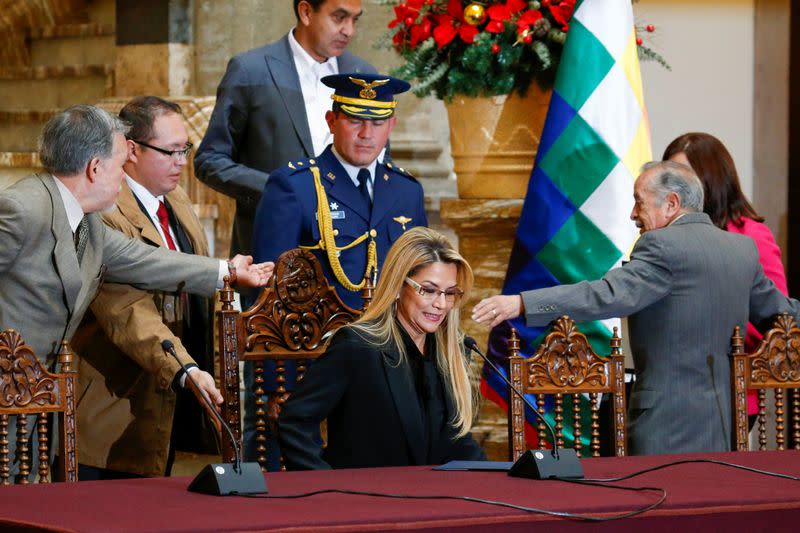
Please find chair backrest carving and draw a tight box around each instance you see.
[218,249,367,469]
[731,312,800,451]
[0,331,77,483]
[507,316,627,460]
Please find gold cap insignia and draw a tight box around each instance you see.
[350,77,390,100]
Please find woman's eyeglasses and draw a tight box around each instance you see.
[405,277,463,303]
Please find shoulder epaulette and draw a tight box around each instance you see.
[285,157,317,174]
[383,160,416,180]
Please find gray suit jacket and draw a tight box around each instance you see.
[0,174,220,364]
[521,213,800,455]
[194,33,376,257]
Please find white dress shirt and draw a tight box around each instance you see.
[53,176,84,233]
[288,28,338,156]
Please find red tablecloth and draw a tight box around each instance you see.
[1,450,800,532]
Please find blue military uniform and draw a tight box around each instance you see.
[253,72,426,310]
[253,144,427,310]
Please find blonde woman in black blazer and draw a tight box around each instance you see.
[279,227,485,469]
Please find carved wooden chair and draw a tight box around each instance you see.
[731,312,800,451]
[507,316,627,460]
[218,248,369,470]
[0,330,78,484]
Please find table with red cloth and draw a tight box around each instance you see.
[1,450,799,532]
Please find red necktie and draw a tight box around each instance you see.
[156,201,177,251]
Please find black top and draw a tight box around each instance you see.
[278,324,486,470]
[405,329,448,464]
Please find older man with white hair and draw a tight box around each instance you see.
[473,161,800,456]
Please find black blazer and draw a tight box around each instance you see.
[278,327,485,470]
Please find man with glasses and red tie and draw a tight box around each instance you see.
[70,96,222,480]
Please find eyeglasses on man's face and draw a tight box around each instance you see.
[132,139,193,162]
[405,277,463,304]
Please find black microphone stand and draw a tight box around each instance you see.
[464,336,584,479]
[162,340,267,495]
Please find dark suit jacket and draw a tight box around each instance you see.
[253,145,427,310]
[521,213,800,455]
[278,326,485,470]
[194,33,376,257]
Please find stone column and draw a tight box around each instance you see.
[115,0,193,96]
[440,198,523,461]
[440,199,522,349]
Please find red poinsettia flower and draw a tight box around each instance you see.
[388,0,426,28]
[507,0,528,14]
[548,0,576,29]
[432,0,479,48]
[516,8,543,34]
[410,16,433,47]
[485,3,511,33]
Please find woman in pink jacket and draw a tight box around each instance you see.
[663,132,788,428]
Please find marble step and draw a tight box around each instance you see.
[30,23,115,67]
[0,64,114,110]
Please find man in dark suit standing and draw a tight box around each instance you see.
[473,161,800,456]
[70,97,222,480]
[194,0,374,260]
[194,0,375,467]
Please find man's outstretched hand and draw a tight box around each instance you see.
[229,254,274,288]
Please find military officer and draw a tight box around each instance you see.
[253,73,427,310]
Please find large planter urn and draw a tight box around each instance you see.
[445,85,552,199]
[441,86,552,346]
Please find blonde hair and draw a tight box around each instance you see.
[350,227,477,437]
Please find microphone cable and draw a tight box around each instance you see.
[234,456,800,521]
[579,456,800,483]
[236,481,667,522]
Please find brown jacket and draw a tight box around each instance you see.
[71,181,214,476]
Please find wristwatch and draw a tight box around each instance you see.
[226,260,238,286]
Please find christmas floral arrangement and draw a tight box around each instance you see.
[380,0,663,100]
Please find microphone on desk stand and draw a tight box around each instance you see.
[463,336,584,480]
[161,340,267,496]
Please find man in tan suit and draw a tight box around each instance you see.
[0,104,273,481]
[70,97,223,479]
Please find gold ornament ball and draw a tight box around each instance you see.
[463,3,486,26]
